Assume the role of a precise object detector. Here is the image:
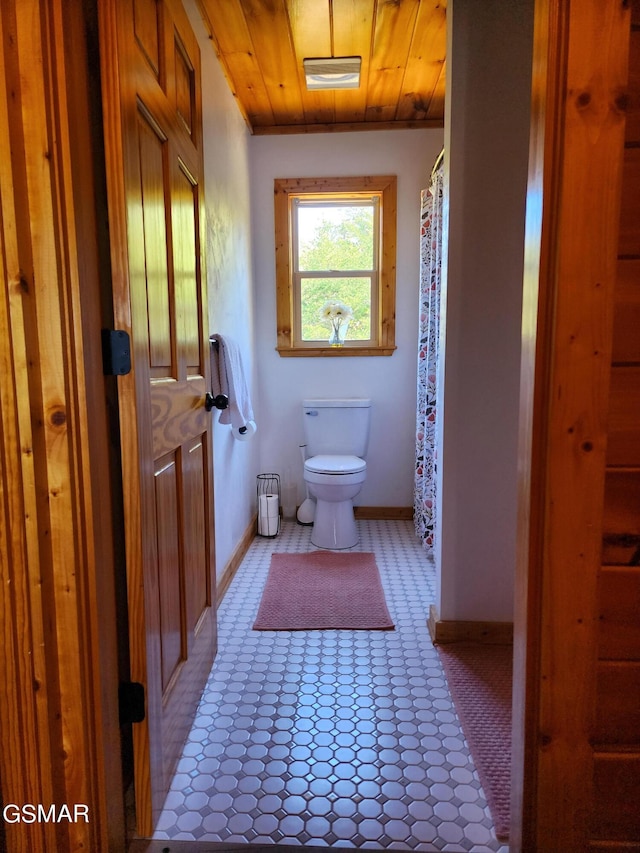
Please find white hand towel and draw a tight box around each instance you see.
[210,334,254,430]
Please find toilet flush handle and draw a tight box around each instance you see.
[305,410,318,416]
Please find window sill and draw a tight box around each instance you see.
[276,346,397,357]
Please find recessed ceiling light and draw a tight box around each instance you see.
[303,57,361,90]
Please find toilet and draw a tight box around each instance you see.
[302,398,371,549]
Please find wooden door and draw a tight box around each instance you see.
[99,0,216,834]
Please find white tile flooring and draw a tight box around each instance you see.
[153,520,509,851]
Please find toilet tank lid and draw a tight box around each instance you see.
[303,398,371,408]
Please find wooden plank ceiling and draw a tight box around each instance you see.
[197,0,446,134]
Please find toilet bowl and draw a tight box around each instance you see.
[304,454,367,549]
[302,398,371,550]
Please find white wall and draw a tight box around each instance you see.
[435,0,534,622]
[186,1,259,579]
[250,130,443,510]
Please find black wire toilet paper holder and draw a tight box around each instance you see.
[257,474,281,538]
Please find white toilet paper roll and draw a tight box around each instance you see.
[258,493,280,536]
[259,493,279,517]
[232,420,257,441]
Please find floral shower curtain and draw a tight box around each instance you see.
[414,152,444,552]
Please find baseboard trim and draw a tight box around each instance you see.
[354,506,413,520]
[428,604,513,645]
[217,514,257,604]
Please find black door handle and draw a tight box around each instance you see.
[205,393,229,412]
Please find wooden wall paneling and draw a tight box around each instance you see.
[198,0,274,129]
[331,0,375,123]
[57,0,126,846]
[612,259,640,364]
[395,0,447,121]
[598,567,640,660]
[366,0,419,122]
[603,470,640,535]
[594,661,640,745]
[0,0,124,851]
[514,1,630,851]
[601,541,640,567]
[626,28,640,143]
[14,1,94,849]
[592,755,640,841]
[28,0,118,848]
[619,147,640,256]
[592,2,640,846]
[607,367,640,465]
[602,470,640,565]
[0,7,55,851]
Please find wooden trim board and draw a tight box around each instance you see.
[253,119,444,135]
[217,514,257,603]
[428,605,514,645]
[217,508,411,607]
[274,175,397,356]
[354,506,413,520]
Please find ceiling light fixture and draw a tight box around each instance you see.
[303,57,361,90]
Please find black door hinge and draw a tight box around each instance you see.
[102,329,131,376]
[119,682,145,725]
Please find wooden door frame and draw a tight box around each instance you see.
[0,0,631,852]
[0,0,124,851]
[511,1,630,850]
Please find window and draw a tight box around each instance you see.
[274,176,397,356]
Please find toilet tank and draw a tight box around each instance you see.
[302,398,371,458]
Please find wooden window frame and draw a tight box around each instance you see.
[274,176,397,357]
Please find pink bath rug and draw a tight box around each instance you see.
[252,551,394,630]
[437,642,513,841]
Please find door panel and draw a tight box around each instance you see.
[138,113,172,372]
[100,0,216,834]
[183,437,211,639]
[174,35,195,136]
[134,0,162,78]
[154,455,183,694]
[173,162,201,372]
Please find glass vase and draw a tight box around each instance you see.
[328,320,349,347]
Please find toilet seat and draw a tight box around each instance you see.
[304,454,366,475]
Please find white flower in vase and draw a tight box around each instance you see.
[319,299,353,346]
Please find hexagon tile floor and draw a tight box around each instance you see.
[153,519,509,852]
